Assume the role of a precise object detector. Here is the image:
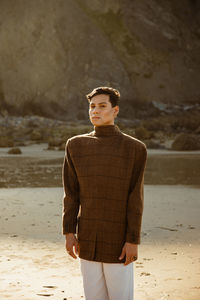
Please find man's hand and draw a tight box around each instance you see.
[119,242,138,265]
[65,233,79,259]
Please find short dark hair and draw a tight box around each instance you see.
[86,86,120,107]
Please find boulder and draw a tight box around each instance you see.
[135,127,153,140]
[48,138,63,147]
[144,140,165,149]
[8,147,22,154]
[171,133,200,151]
[30,130,43,141]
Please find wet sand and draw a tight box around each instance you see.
[0,186,199,300]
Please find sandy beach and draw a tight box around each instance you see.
[0,185,199,300]
[0,143,200,299]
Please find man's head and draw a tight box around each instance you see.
[86,87,120,126]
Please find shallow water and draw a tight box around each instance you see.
[0,144,200,187]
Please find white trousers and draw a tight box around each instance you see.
[79,258,134,300]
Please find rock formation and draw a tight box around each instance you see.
[0,0,199,120]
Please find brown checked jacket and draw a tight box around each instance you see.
[62,124,147,263]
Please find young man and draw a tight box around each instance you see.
[62,87,147,300]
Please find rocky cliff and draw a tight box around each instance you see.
[0,0,199,120]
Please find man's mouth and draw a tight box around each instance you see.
[92,117,100,119]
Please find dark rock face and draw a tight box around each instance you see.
[0,0,199,120]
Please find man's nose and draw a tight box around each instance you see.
[93,107,99,114]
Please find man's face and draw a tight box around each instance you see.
[89,94,119,126]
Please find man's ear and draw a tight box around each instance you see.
[114,105,119,117]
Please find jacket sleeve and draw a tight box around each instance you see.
[62,139,80,234]
[125,143,147,244]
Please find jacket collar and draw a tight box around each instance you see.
[93,124,121,137]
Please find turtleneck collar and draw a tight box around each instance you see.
[93,124,121,137]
